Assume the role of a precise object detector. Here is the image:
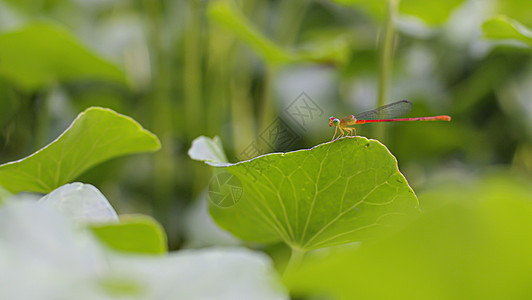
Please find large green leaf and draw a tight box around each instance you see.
[482,16,532,49]
[190,136,418,251]
[90,215,167,255]
[0,107,160,194]
[0,23,126,90]
[284,173,532,299]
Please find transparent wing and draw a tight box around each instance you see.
[354,100,413,120]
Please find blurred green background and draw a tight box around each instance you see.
[0,0,530,251]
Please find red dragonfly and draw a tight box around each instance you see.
[329,100,451,140]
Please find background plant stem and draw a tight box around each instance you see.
[184,0,203,139]
[145,0,175,225]
[258,0,308,147]
[258,65,275,138]
[34,90,50,149]
[375,0,398,142]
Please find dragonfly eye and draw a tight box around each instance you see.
[333,118,340,126]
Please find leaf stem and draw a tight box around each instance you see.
[283,247,306,277]
[376,0,398,141]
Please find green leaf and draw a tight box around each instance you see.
[495,0,532,27]
[298,37,350,65]
[330,0,465,26]
[188,135,229,166]
[284,172,532,299]
[329,0,388,20]
[0,107,161,194]
[208,1,349,66]
[190,136,418,250]
[482,16,532,49]
[208,1,295,65]
[0,23,126,90]
[90,215,167,255]
[399,0,464,26]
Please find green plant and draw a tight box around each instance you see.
[0,109,286,299]
[1,0,532,298]
[190,135,419,270]
[0,107,159,194]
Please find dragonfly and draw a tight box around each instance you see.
[329,100,451,140]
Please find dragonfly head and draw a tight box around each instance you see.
[329,117,340,127]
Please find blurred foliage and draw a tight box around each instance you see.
[208,1,350,65]
[0,0,530,255]
[90,215,168,255]
[482,16,532,48]
[208,1,295,65]
[495,0,532,27]
[284,171,532,299]
[330,0,465,25]
[0,23,126,90]
[0,186,286,299]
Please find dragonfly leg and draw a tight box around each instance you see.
[335,128,342,140]
[338,127,346,139]
[331,126,338,141]
[345,127,358,143]
[346,128,353,137]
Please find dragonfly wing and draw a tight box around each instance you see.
[354,100,413,120]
